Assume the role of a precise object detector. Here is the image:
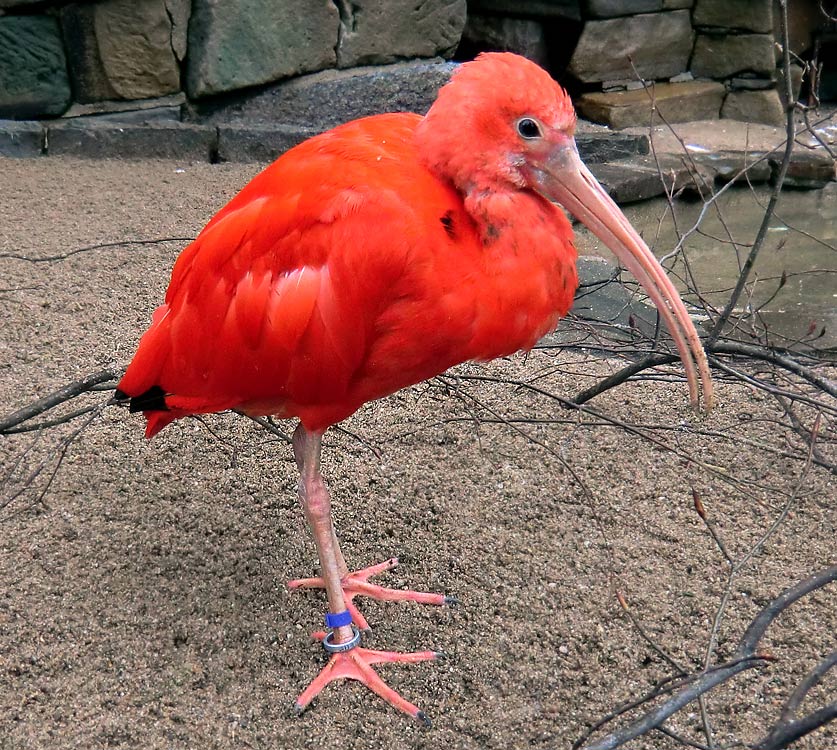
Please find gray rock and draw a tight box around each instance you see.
[721,89,785,126]
[0,16,71,119]
[567,256,659,340]
[568,10,693,83]
[575,130,650,162]
[67,107,183,125]
[189,60,458,129]
[588,156,713,203]
[0,119,44,157]
[95,0,181,99]
[583,0,663,18]
[669,71,694,83]
[336,0,466,68]
[728,77,775,91]
[776,63,804,107]
[466,0,582,19]
[186,0,339,98]
[216,124,318,163]
[47,121,217,161]
[773,150,835,190]
[460,13,549,67]
[167,0,190,61]
[692,150,773,184]
[61,0,182,102]
[61,3,119,103]
[576,81,725,129]
[61,92,186,119]
[691,34,776,79]
[693,0,772,33]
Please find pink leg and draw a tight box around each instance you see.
[291,424,443,722]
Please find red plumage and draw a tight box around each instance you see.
[118,109,577,437]
[116,53,711,720]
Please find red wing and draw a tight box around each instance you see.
[118,114,479,431]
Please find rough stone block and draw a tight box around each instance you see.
[776,150,836,190]
[571,256,644,331]
[460,13,549,67]
[693,0,772,33]
[691,34,776,79]
[0,16,71,119]
[568,10,693,83]
[167,0,190,61]
[721,89,785,126]
[61,92,186,119]
[575,129,650,162]
[576,81,725,129]
[190,60,458,129]
[186,0,339,98]
[216,124,318,163]
[61,0,183,103]
[47,121,217,161]
[693,150,773,183]
[583,0,663,18]
[0,120,45,157]
[589,157,708,203]
[465,0,582,19]
[61,4,119,102]
[336,0,466,68]
[728,76,775,91]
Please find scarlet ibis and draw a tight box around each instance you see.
[115,52,713,722]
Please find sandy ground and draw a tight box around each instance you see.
[0,157,835,750]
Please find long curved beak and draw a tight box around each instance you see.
[529,141,714,411]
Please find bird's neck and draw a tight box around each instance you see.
[463,185,564,250]
[456,186,579,359]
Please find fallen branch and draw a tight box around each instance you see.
[578,565,837,750]
[0,370,119,435]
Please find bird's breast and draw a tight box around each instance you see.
[458,192,579,361]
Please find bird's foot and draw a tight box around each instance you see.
[294,628,440,724]
[288,557,454,631]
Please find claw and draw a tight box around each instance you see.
[289,558,452,631]
[294,635,440,722]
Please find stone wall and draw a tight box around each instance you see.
[0,0,468,121]
[0,0,819,135]
[465,0,788,127]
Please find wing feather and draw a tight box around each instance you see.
[119,113,489,431]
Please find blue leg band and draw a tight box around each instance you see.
[325,609,353,628]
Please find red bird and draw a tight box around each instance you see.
[116,53,713,722]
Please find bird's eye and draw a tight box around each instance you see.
[516,117,542,140]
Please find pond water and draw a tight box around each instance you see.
[577,182,837,352]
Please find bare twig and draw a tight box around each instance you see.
[0,237,193,264]
[578,566,837,750]
[0,370,118,435]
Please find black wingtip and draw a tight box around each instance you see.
[110,388,131,407]
[110,385,169,413]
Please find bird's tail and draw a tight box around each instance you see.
[111,385,176,439]
[114,303,178,438]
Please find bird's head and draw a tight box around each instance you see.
[417,52,578,194]
[417,52,714,411]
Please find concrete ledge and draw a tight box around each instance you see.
[0,120,45,157]
[46,121,217,161]
[216,124,318,163]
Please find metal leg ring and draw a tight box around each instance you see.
[322,624,362,654]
